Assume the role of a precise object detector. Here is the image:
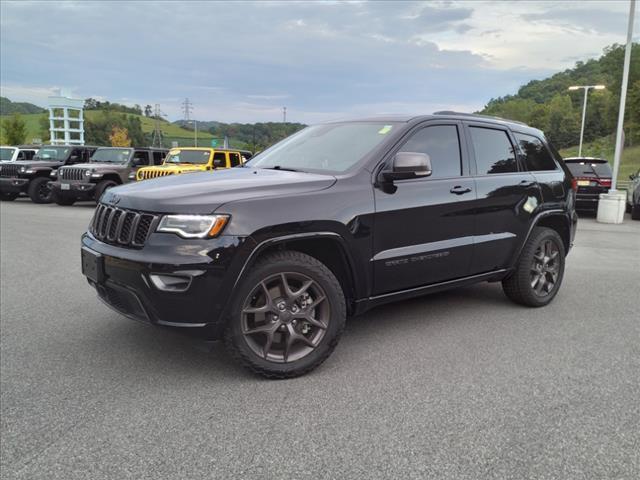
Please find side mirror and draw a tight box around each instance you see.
[383,152,432,182]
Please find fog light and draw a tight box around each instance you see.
[149,273,193,292]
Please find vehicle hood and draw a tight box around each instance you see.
[69,162,126,171]
[142,164,204,173]
[101,167,337,214]
[2,160,62,169]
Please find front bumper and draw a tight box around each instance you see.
[0,177,29,194]
[50,180,96,200]
[81,231,255,337]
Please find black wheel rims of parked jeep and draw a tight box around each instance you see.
[224,250,346,379]
[28,177,53,204]
[502,227,566,307]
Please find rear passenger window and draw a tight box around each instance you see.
[469,127,517,174]
[514,133,557,171]
[24,150,36,160]
[213,152,226,168]
[398,125,461,178]
[153,151,165,165]
[228,152,241,167]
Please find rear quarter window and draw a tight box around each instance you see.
[514,133,557,171]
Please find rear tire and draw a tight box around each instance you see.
[28,177,53,204]
[502,227,565,307]
[94,180,117,202]
[0,192,18,201]
[224,250,346,379]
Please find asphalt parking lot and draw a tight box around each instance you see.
[1,199,639,480]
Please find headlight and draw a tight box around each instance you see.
[157,214,229,238]
[84,170,92,177]
[128,172,136,180]
[50,170,57,177]
[25,169,35,174]
[19,166,26,173]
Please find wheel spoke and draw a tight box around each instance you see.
[307,294,326,310]
[243,322,277,336]
[262,330,275,359]
[280,273,295,299]
[302,315,327,330]
[535,275,546,294]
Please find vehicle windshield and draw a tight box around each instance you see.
[247,122,398,173]
[0,147,16,161]
[164,149,210,165]
[33,147,71,161]
[91,148,133,163]
[565,160,612,178]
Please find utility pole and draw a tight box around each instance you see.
[181,98,193,122]
[283,106,287,123]
[611,0,636,191]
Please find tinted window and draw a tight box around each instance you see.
[229,152,241,167]
[565,161,612,178]
[515,133,557,171]
[213,152,226,168]
[153,151,164,165]
[133,150,149,166]
[398,125,461,178]
[469,127,517,174]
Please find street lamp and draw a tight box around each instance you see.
[568,84,606,157]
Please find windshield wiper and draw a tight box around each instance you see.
[262,165,302,172]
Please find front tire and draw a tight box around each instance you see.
[94,180,117,202]
[502,227,565,307]
[224,250,346,379]
[28,177,53,204]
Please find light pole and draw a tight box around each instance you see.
[568,84,606,157]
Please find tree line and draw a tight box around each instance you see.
[480,43,640,150]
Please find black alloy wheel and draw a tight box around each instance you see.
[28,177,53,204]
[502,227,565,307]
[225,250,346,378]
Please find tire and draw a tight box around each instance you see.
[28,177,53,204]
[632,203,640,220]
[502,227,565,307]
[94,180,117,202]
[224,250,346,379]
[0,192,18,201]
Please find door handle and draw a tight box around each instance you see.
[450,186,472,195]
[519,180,535,187]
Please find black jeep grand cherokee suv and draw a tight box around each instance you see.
[81,113,577,378]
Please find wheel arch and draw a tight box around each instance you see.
[510,210,571,269]
[99,173,123,184]
[233,233,360,316]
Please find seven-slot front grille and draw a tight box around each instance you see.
[0,164,20,177]
[90,204,158,248]
[60,167,86,181]
[138,169,174,180]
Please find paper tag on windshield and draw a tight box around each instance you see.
[169,148,180,155]
[378,125,392,135]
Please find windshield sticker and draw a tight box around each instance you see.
[169,149,181,155]
[378,125,392,135]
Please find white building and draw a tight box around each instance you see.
[48,95,84,145]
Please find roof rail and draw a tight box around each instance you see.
[432,111,529,126]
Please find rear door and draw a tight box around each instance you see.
[465,123,541,274]
[372,121,476,294]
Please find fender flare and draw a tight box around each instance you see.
[509,209,571,269]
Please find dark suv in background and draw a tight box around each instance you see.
[563,157,612,212]
[0,145,97,202]
[50,147,168,205]
[81,113,577,378]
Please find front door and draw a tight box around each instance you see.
[372,122,476,295]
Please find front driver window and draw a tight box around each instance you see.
[398,125,462,178]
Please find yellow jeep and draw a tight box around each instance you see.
[136,147,252,181]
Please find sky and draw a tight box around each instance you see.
[0,0,638,124]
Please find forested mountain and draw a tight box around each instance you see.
[480,43,640,149]
[0,96,45,115]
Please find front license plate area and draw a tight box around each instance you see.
[82,247,104,283]
[61,183,70,190]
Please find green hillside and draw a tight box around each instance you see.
[1,110,217,148]
[481,43,640,150]
[0,96,45,115]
